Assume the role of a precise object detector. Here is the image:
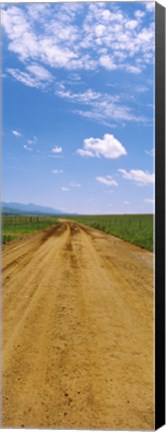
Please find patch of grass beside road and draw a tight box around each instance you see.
[67,214,153,251]
[2,234,20,244]
[2,215,58,243]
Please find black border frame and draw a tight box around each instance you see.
[155,2,165,429]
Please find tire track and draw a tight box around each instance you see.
[3,224,69,346]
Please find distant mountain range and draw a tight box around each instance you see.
[2,202,67,216]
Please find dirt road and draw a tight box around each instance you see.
[2,221,154,429]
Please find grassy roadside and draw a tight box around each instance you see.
[66,214,153,251]
[2,215,58,244]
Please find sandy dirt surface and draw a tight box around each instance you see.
[2,221,154,429]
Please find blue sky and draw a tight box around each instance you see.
[2,2,155,214]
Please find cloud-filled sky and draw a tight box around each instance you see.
[2,1,155,214]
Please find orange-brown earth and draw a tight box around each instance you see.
[2,221,154,429]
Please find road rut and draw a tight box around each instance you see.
[2,221,154,429]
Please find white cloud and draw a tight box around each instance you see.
[77,134,127,159]
[135,85,149,93]
[2,3,154,78]
[99,55,117,70]
[144,198,155,204]
[12,129,22,137]
[52,169,64,174]
[8,68,42,89]
[68,72,81,83]
[124,64,142,74]
[134,10,145,19]
[101,9,112,21]
[26,4,51,19]
[2,4,154,130]
[96,175,118,186]
[23,144,33,151]
[27,136,37,145]
[8,65,53,90]
[145,3,155,12]
[118,169,155,185]
[12,129,38,151]
[26,64,53,81]
[77,149,94,157]
[145,148,155,157]
[52,146,62,153]
[61,187,70,192]
[123,200,130,204]
[56,84,148,126]
[70,182,81,187]
[125,19,138,30]
[56,85,101,103]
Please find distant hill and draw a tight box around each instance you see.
[2,202,66,216]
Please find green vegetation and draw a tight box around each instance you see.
[67,214,153,251]
[2,213,154,251]
[2,215,58,244]
[2,234,20,244]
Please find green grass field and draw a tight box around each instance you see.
[66,214,153,251]
[2,215,58,244]
[2,213,153,251]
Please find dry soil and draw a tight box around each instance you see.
[2,221,154,429]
